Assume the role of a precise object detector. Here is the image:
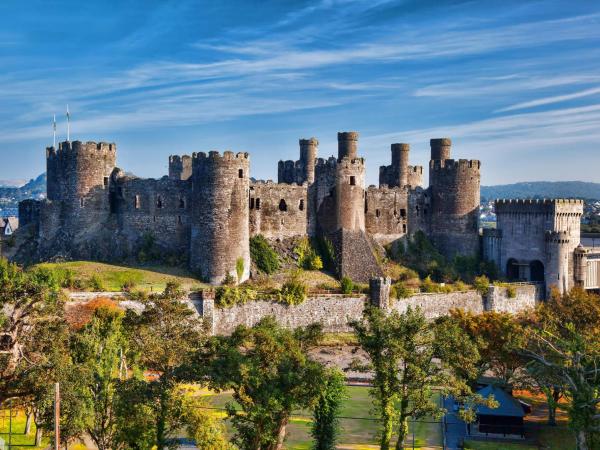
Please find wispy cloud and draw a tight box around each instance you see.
[495,86,600,112]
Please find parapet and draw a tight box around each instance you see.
[495,198,583,216]
[338,131,359,141]
[337,131,359,160]
[409,165,423,174]
[192,151,249,161]
[299,137,319,146]
[391,143,410,152]
[429,159,480,171]
[48,140,117,158]
[337,156,365,169]
[430,137,451,161]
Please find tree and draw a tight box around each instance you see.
[123,282,207,450]
[70,303,128,450]
[522,288,600,449]
[447,310,528,386]
[0,260,65,402]
[203,317,325,450]
[351,306,488,450]
[181,387,230,450]
[311,368,347,450]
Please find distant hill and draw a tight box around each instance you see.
[481,181,600,201]
[0,173,46,206]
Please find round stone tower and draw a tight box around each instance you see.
[190,151,250,285]
[545,230,571,295]
[430,138,452,161]
[391,143,410,188]
[46,140,116,207]
[299,137,318,184]
[335,156,366,232]
[428,140,481,258]
[337,131,359,161]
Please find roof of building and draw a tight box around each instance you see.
[476,385,525,418]
[5,217,18,230]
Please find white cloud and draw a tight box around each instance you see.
[496,86,600,112]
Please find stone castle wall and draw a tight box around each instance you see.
[169,155,192,180]
[365,185,408,243]
[249,181,308,239]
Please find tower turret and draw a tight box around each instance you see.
[428,157,481,258]
[190,151,250,284]
[430,138,451,161]
[337,131,359,161]
[545,230,571,295]
[169,155,192,180]
[391,143,410,188]
[574,244,588,288]
[335,157,365,232]
[299,137,318,184]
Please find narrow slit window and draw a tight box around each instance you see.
[299,199,304,211]
[80,198,84,208]
[350,176,356,186]
[238,169,244,178]
[179,198,185,209]
[103,177,109,187]
[279,199,287,212]
[400,208,406,218]
[134,195,140,209]
[156,196,163,209]
[256,198,261,210]
[250,198,255,209]
[402,224,407,233]
[376,209,380,218]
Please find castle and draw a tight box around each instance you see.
[17,132,481,284]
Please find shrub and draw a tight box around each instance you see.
[474,275,490,295]
[294,237,324,271]
[276,274,307,305]
[163,281,184,298]
[506,285,517,299]
[453,280,469,292]
[340,276,354,295]
[87,274,105,291]
[315,236,336,271]
[121,278,137,292]
[137,232,161,263]
[222,272,236,286]
[250,235,280,274]
[421,276,440,293]
[236,257,245,282]
[391,282,414,299]
[215,286,257,308]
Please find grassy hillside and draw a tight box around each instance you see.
[32,261,207,292]
[481,181,600,201]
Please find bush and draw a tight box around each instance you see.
[222,273,236,286]
[137,232,161,263]
[215,286,257,308]
[87,274,105,291]
[340,276,354,295]
[236,257,245,282]
[506,285,517,299]
[391,281,414,299]
[474,275,490,295]
[315,236,336,271]
[294,237,324,271]
[121,277,137,292]
[163,281,184,298]
[421,276,440,293]
[250,235,280,274]
[276,274,307,305]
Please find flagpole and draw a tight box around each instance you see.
[53,114,56,148]
[66,105,70,142]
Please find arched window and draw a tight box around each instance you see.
[299,199,304,211]
[279,199,287,212]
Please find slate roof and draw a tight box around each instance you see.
[476,385,525,418]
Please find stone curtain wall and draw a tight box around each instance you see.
[195,285,539,335]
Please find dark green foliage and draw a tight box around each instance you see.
[295,237,323,270]
[340,276,354,295]
[473,275,490,295]
[137,232,161,263]
[314,236,336,272]
[203,317,325,450]
[312,368,347,450]
[391,281,413,299]
[250,235,280,274]
[236,257,245,282]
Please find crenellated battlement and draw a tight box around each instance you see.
[338,156,365,169]
[169,154,192,164]
[47,141,116,159]
[429,159,481,171]
[496,198,583,205]
[192,150,249,161]
[408,165,423,174]
[316,156,338,168]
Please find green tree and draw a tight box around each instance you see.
[182,390,230,450]
[203,317,325,450]
[70,304,128,450]
[351,306,486,450]
[123,282,206,450]
[311,368,347,450]
[250,235,280,274]
[0,260,65,402]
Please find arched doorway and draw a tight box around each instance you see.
[530,260,545,282]
[507,258,520,281]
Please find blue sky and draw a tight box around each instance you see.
[1,0,600,185]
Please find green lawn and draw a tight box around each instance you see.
[206,385,443,449]
[463,441,537,450]
[0,410,49,450]
[32,260,207,292]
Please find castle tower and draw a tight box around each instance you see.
[299,137,318,184]
[46,141,116,207]
[337,131,359,161]
[428,138,481,258]
[335,156,366,232]
[169,155,192,180]
[430,138,451,161]
[574,244,588,288]
[545,230,571,295]
[391,143,410,188]
[190,151,250,285]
